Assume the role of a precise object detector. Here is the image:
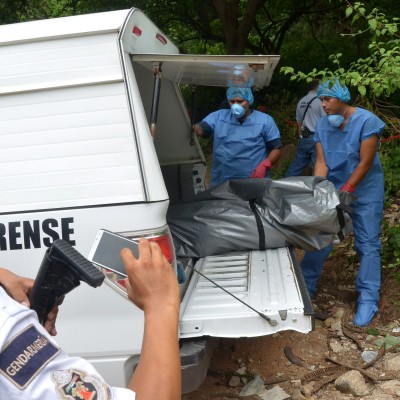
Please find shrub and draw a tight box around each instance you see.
[380,140,400,199]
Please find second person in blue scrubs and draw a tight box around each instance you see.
[301,78,385,327]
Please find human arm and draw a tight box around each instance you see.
[194,110,228,139]
[0,267,33,305]
[122,240,181,400]
[250,145,282,178]
[313,142,329,177]
[340,135,379,192]
[193,123,204,137]
[250,115,283,179]
[268,147,283,165]
[0,267,59,336]
[297,121,302,135]
[193,119,214,139]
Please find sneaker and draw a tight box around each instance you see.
[353,303,378,327]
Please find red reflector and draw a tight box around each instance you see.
[132,26,142,36]
[148,235,174,264]
[117,279,126,288]
[155,33,167,45]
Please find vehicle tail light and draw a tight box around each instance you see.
[146,235,175,265]
[102,226,176,297]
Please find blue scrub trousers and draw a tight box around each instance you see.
[285,136,316,177]
[301,199,383,305]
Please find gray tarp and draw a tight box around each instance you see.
[167,177,355,258]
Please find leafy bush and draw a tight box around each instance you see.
[254,90,298,145]
[381,220,400,283]
[380,141,400,199]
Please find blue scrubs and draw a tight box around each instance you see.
[201,109,281,187]
[302,107,385,307]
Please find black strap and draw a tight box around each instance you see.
[335,204,353,241]
[301,96,317,122]
[249,201,266,250]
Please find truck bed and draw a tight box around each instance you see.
[179,247,314,338]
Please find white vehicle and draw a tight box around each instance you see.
[0,9,314,393]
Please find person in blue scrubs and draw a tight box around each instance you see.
[301,79,385,327]
[193,87,282,187]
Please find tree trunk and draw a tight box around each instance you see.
[213,0,263,54]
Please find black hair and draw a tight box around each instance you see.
[308,79,320,91]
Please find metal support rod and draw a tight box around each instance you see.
[190,85,197,145]
[150,63,162,138]
[182,260,277,326]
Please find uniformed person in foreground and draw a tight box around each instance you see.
[0,239,181,400]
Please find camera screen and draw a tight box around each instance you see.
[90,231,139,276]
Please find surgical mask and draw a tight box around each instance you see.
[327,105,348,127]
[327,114,344,127]
[231,103,245,119]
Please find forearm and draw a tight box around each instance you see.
[313,159,328,177]
[267,147,282,165]
[297,122,302,135]
[346,161,373,188]
[128,307,181,400]
[0,268,32,304]
[346,137,377,188]
[0,267,15,283]
[313,143,328,177]
[0,268,9,292]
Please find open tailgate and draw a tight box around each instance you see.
[179,248,314,338]
[131,54,280,89]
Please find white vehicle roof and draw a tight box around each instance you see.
[0,7,280,92]
[0,9,131,45]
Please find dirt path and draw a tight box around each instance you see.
[182,208,400,398]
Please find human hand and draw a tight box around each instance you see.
[0,268,33,306]
[43,304,59,336]
[0,268,59,336]
[193,124,203,137]
[121,239,180,314]
[250,159,272,178]
[340,182,355,193]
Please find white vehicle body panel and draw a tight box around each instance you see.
[1,202,168,389]
[0,8,313,391]
[0,84,145,211]
[0,9,175,388]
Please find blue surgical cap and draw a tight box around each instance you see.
[226,87,254,105]
[317,79,351,102]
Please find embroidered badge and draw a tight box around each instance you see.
[52,369,112,399]
[0,324,60,389]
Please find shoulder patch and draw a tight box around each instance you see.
[52,369,112,399]
[0,324,60,389]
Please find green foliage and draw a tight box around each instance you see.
[364,327,380,336]
[381,220,400,283]
[281,1,400,201]
[382,221,400,262]
[254,90,298,145]
[270,159,292,180]
[197,136,212,158]
[280,2,400,100]
[380,141,400,198]
[0,0,79,23]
